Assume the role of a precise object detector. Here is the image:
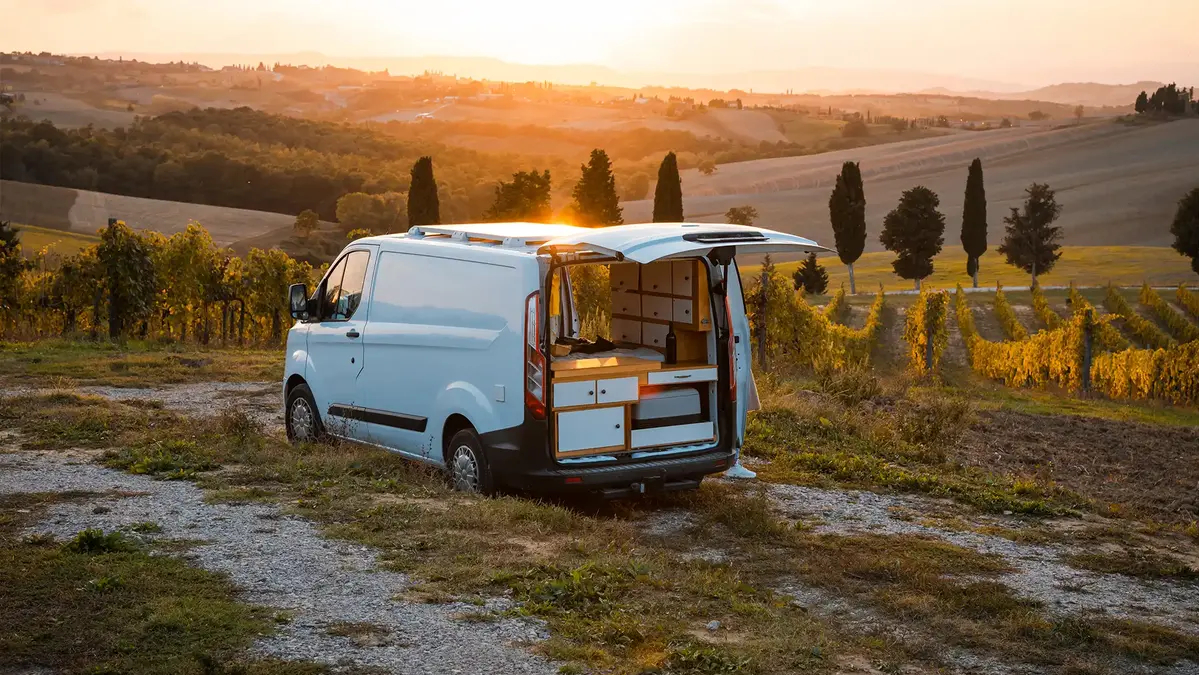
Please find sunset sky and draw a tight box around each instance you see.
[4,0,1197,88]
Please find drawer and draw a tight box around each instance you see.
[554,379,597,407]
[611,291,641,317]
[611,317,641,344]
[671,261,695,297]
[609,263,639,291]
[646,366,718,385]
[596,376,638,404]
[557,406,626,454]
[642,321,670,349]
[672,298,694,325]
[641,294,673,321]
[642,261,673,294]
[631,421,715,449]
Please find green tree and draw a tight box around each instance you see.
[243,248,313,342]
[697,159,718,176]
[724,205,758,226]
[652,152,683,222]
[0,221,32,333]
[346,228,372,241]
[879,186,946,290]
[407,156,440,227]
[47,247,100,335]
[294,209,320,239]
[997,183,1064,284]
[569,149,623,227]
[1169,187,1199,276]
[336,192,406,234]
[1135,91,1148,114]
[960,158,988,288]
[484,169,553,222]
[829,161,867,294]
[792,252,829,294]
[96,220,158,339]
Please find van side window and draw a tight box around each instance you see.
[322,250,370,321]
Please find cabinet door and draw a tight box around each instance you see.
[642,262,673,294]
[553,380,597,408]
[671,261,695,298]
[557,406,626,455]
[611,291,641,317]
[642,321,670,349]
[641,294,672,322]
[596,376,638,404]
[672,298,694,326]
[611,317,642,344]
[609,263,640,291]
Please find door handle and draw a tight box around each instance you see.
[345,329,360,339]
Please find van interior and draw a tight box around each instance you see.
[544,257,722,462]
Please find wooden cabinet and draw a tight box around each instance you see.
[641,262,673,294]
[609,260,712,351]
[641,294,672,321]
[556,406,626,456]
[610,263,639,291]
[611,291,640,317]
[671,261,695,298]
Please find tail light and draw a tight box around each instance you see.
[724,295,737,406]
[524,291,546,419]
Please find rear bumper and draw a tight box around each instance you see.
[479,417,732,495]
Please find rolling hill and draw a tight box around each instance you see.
[621,118,1199,261]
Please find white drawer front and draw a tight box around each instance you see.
[611,291,641,317]
[596,376,638,404]
[609,263,640,291]
[631,421,714,449]
[642,321,669,349]
[641,294,672,321]
[671,261,695,297]
[672,298,694,324]
[646,367,718,385]
[558,407,625,454]
[554,379,597,407]
[611,317,641,344]
[642,261,673,294]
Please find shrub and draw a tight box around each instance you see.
[1031,283,1061,330]
[903,289,949,374]
[897,393,974,448]
[1140,283,1198,343]
[1091,341,1199,405]
[814,363,882,405]
[1068,285,1131,352]
[63,528,134,554]
[1104,284,1174,349]
[993,284,1029,341]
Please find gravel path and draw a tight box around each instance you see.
[0,450,557,675]
[766,482,1199,636]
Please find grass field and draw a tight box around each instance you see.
[14,223,100,258]
[747,246,1197,292]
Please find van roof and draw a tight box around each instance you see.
[395,223,588,249]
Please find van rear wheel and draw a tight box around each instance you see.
[447,428,494,495]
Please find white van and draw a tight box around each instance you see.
[282,222,826,496]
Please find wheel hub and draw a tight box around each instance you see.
[452,446,480,492]
[290,398,315,441]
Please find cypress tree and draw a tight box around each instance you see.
[998,183,1064,285]
[879,186,945,290]
[1134,91,1148,114]
[407,156,440,227]
[828,161,866,293]
[652,152,683,222]
[570,149,623,227]
[960,158,988,288]
[792,252,829,294]
[1169,187,1199,276]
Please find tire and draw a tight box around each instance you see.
[285,383,324,443]
[446,427,495,495]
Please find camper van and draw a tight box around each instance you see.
[282,222,827,497]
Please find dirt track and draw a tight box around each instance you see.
[622,119,1199,255]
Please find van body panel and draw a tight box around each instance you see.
[353,247,533,458]
[727,260,753,447]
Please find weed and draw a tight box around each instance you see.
[896,391,973,448]
[814,364,883,406]
[130,521,162,533]
[104,440,218,479]
[63,528,135,554]
[663,642,751,674]
[1065,551,1199,581]
[86,575,125,592]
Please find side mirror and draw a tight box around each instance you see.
[288,283,310,320]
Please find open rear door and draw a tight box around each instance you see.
[538,223,828,263]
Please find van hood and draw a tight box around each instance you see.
[538,223,830,264]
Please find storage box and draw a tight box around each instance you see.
[632,387,702,428]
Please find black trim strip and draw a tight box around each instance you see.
[327,404,428,432]
[631,414,706,430]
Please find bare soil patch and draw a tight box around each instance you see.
[959,409,1199,523]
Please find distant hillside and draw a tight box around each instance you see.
[923,81,1163,108]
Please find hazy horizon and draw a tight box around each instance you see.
[4,0,1198,91]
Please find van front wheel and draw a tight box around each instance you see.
[286,383,323,443]
[447,428,494,495]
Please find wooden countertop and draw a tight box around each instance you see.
[550,357,713,381]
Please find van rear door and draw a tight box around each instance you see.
[538,223,828,264]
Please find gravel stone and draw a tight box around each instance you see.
[767,482,1199,635]
[0,451,557,675]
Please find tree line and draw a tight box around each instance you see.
[0,220,314,344]
[1133,84,1197,116]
